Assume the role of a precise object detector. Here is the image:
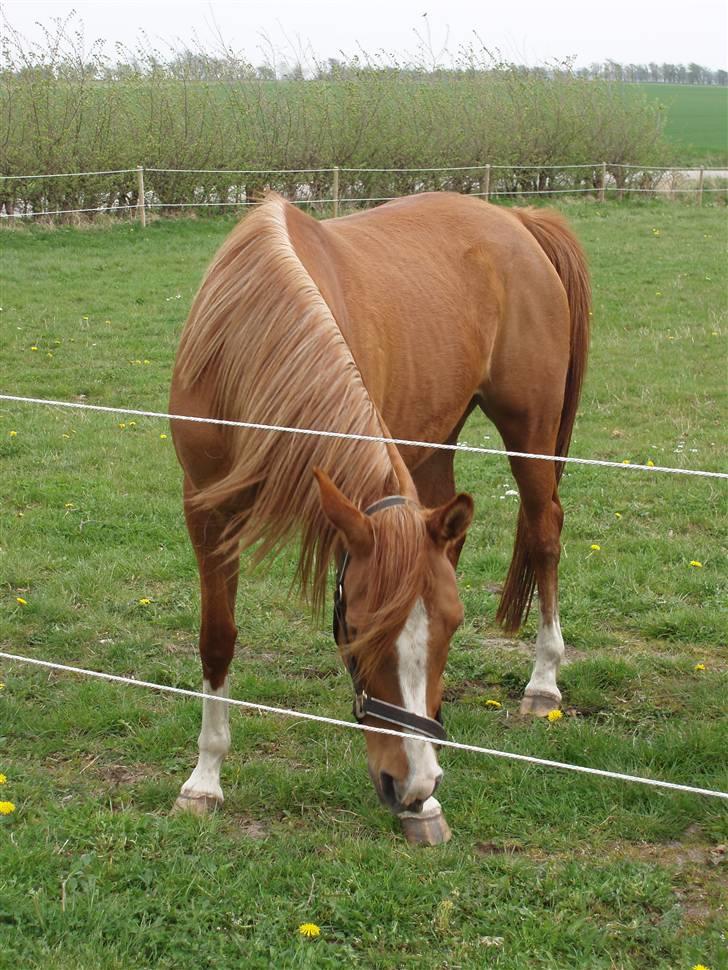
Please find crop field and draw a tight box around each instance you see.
[1,199,727,969]
[635,83,728,165]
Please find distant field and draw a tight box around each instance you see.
[634,83,728,164]
[1,202,727,969]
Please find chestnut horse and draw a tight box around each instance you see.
[169,191,590,819]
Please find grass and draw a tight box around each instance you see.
[1,199,727,969]
[635,83,728,165]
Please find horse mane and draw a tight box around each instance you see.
[174,192,404,614]
[343,504,431,681]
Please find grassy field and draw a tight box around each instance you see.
[635,83,728,165]
[1,199,727,969]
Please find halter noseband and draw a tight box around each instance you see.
[332,496,447,744]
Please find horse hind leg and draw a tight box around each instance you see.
[173,479,240,815]
[496,423,566,717]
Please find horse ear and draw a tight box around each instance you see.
[313,468,374,557]
[427,493,474,548]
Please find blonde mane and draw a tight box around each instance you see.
[174,193,402,611]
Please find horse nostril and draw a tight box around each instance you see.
[380,771,397,807]
[433,772,443,793]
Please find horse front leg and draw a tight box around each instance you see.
[173,482,239,814]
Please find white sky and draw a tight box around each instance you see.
[2,0,727,70]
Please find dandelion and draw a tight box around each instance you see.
[298,923,320,938]
[694,664,706,672]
[0,801,15,815]
[547,709,563,722]
[62,433,70,439]
[160,434,168,440]
[621,459,630,465]
[646,459,655,467]
[485,699,502,709]
[30,345,38,352]
[614,512,622,519]
[138,598,151,606]
[0,683,4,689]
[689,561,703,568]
[590,544,601,551]
[0,774,6,784]
[692,964,711,970]
[16,597,27,606]
[9,431,17,437]
[118,423,126,430]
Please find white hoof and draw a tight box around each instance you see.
[171,793,222,816]
[520,691,561,717]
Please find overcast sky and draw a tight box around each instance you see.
[3,0,727,70]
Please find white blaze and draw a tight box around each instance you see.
[396,598,442,802]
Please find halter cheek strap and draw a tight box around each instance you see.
[332,496,447,744]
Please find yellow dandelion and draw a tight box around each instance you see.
[144,359,151,365]
[9,431,17,437]
[614,512,622,519]
[298,923,321,938]
[47,352,53,358]
[0,774,6,784]
[160,434,168,440]
[0,801,15,815]
[646,459,655,467]
[547,709,563,722]
[30,345,38,352]
[129,421,137,427]
[689,561,703,568]
[590,544,601,551]
[694,664,706,672]
[138,598,151,606]
[16,597,27,606]
[692,964,711,970]
[82,315,89,320]
[485,699,502,709]
[621,459,630,465]
[0,683,4,690]
[118,423,126,430]
[62,433,70,439]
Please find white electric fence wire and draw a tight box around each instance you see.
[2,651,726,801]
[2,393,726,480]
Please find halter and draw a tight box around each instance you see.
[333,496,447,743]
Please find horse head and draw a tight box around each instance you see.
[314,468,473,815]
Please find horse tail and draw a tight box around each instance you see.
[496,207,591,634]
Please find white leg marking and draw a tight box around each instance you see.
[396,599,442,804]
[180,677,231,803]
[524,613,564,702]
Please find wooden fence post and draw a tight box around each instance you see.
[599,162,606,203]
[332,165,339,217]
[136,166,146,228]
[697,166,704,206]
[480,163,491,201]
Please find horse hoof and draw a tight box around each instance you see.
[171,793,222,816]
[519,692,561,717]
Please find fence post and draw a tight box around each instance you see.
[136,166,146,228]
[599,162,606,203]
[697,166,704,207]
[480,163,491,201]
[333,165,339,217]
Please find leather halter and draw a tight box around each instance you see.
[333,496,447,743]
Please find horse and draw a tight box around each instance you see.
[168,190,590,822]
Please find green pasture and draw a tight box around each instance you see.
[634,83,728,165]
[1,199,727,969]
